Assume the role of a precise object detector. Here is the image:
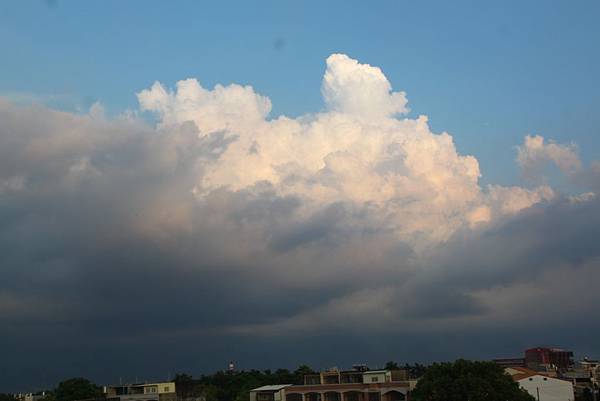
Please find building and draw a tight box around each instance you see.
[561,358,600,400]
[525,348,574,371]
[578,358,600,384]
[579,358,600,372]
[16,392,47,401]
[506,367,574,401]
[493,358,526,368]
[250,385,292,401]
[250,368,413,401]
[104,382,176,401]
[562,369,592,387]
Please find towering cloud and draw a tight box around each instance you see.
[0,54,598,391]
[137,54,552,244]
[321,53,409,118]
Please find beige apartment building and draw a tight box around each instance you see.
[250,368,413,401]
[104,382,176,401]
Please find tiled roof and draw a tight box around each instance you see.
[506,367,541,381]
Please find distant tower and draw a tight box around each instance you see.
[228,361,235,372]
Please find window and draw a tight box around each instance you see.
[164,387,169,392]
[371,377,379,382]
[528,378,533,381]
[543,378,547,381]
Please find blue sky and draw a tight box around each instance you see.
[1,0,599,186]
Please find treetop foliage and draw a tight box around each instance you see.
[410,359,535,401]
[0,394,17,401]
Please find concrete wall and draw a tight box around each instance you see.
[518,376,574,401]
[141,383,176,395]
[113,394,160,401]
[362,373,388,384]
[157,383,176,394]
[144,387,158,395]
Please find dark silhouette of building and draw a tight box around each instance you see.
[493,358,526,368]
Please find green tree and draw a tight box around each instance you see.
[54,378,101,401]
[293,365,316,384]
[201,384,219,401]
[173,373,194,382]
[274,369,295,384]
[0,394,17,401]
[186,365,318,401]
[410,359,535,401]
[403,363,426,379]
[385,361,399,370]
[173,373,202,399]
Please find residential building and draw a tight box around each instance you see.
[250,385,292,401]
[562,369,591,387]
[578,358,600,384]
[579,358,600,372]
[250,368,413,401]
[104,382,176,401]
[505,367,574,401]
[16,392,46,401]
[561,359,600,400]
[525,348,574,371]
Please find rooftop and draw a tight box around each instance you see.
[251,385,293,392]
[505,367,571,383]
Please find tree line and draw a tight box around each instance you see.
[1,360,536,401]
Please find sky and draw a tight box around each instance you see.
[1,0,600,392]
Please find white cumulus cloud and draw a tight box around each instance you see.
[138,54,552,245]
[517,134,582,178]
[137,79,272,134]
[322,53,409,118]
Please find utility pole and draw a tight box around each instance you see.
[536,387,540,401]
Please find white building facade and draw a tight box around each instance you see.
[516,374,574,401]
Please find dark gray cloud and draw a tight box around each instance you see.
[269,203,346,252]
[1,99,600,393]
